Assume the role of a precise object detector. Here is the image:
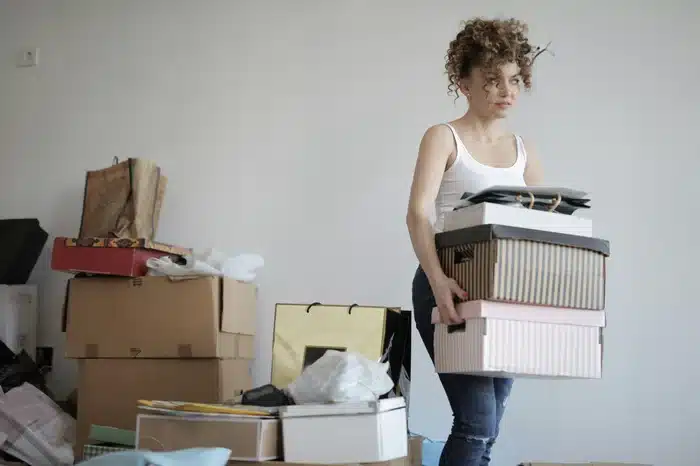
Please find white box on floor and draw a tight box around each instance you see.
[444,202,593,237]
[433,301,605,379]
[279,398,407,464]
[0,285,38,359]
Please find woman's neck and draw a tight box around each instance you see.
[458,110,506,143]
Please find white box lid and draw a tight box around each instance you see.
[432,301,605,328]
[279,397,406,418]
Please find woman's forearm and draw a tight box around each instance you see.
[406,211,445,287]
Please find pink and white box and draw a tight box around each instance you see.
[432,300,605,379]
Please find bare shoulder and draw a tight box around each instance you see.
[521,137,545,186]
[421,124,454,150]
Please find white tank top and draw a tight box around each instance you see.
[433,123,528,232]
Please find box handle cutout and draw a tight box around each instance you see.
[453,246,474,264]
[447,322,466,334]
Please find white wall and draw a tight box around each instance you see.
[1,1,698,464]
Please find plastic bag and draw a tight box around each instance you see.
[76,447,231,466]
[147,249,264,282]
[286,350,394,404]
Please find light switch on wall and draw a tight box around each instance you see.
[16,48,39,67]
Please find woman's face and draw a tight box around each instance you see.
[461,62,522,119]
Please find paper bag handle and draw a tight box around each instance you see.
[515,192,536,209]
[305,302,358,315]
[547,193,562,212]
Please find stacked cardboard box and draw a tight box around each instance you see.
[63,275,257,458]
[434,191,610,379]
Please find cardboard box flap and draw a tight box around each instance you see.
[221,279,256,335]
[65,276,256,358]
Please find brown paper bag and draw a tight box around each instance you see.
[78,158,167,240]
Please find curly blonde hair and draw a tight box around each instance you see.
[445,18,545,98]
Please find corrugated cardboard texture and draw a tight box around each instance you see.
[408,436,422,466]
[75,358,251,458]
[137,414,280,461]
[65,276,256,358]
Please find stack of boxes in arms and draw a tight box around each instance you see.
[432,186,610,379]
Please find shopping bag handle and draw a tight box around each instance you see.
[515,191,535,209]
[305,302,322,313]
[514,191,563,212]
[547,193,562,212]
[305,302,360,315]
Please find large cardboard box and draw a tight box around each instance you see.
[65,275,256,358]
[433,301,605,379]
[136,413,280,461]
[75,358,252,457]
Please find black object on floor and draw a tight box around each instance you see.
[241,384,294,407]
[0,218,48,285]
[0,346,54,400]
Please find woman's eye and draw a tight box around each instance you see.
[510,78,521,85]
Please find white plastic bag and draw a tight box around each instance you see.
[286,350,395,404]
[147,249,264,282]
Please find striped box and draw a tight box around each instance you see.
[432,301,605,379]
[435,224,610,310]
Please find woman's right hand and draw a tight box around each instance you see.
[431,274,468,324]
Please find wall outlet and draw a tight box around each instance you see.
[17,48,39,67]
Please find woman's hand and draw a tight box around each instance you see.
[431,274,468,324]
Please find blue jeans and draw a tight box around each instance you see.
[412,267,513,466]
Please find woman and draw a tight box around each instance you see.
[406,18,545,466]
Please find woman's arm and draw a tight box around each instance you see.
[406,125,465,323]
[523,139,544,186]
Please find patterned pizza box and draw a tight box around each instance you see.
[51,236,189,277]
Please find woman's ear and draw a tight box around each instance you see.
[458,79,471,100]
